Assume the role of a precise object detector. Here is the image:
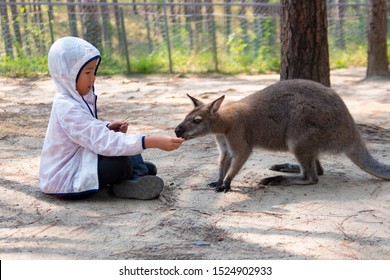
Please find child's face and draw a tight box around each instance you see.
[76,59,98,96]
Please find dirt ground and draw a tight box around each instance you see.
[0,68,390,260]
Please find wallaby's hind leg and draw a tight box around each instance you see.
[269,160,324,175]
[260,150,320,186]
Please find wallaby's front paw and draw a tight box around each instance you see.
[223,185,231,193]
[214,184,231,193]
[208,181,231,192]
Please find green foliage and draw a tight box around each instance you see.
[132,53,166,73]
[171,48,220,73]
[329,44,367,69]
[97,54,123,76]
[388,38,390,59]
[219,22,280,74]
[1,42,372,78]
[0,53,48,78]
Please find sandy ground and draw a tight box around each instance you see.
[0,68,390,260]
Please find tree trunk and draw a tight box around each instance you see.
[224,0,232,52]
[100,0,112,52]
[366,0,389,78]
[21,1,31,55]
[81,0,102,50]
[67,0,78,37]
[334,0,346,49]
[112,0,123,52]
[252,0,270,55]
[132,0,137,15]
[239,0,249,46]
[0,0,13,57]
[184,0,194,49]
[32,0,46,53]
[204,0,214,35]
[9,0,22,48]
[170,0,178,25]
[280,0,330,87]
[194,0,203,48]
[143,0,153,53]
[47,0,54,44]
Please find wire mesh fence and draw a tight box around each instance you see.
[0,0,389,75]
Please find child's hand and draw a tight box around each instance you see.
[107,120,128,133]
[144,135,185,151]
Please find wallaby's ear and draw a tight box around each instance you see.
[209,95,225,114]
[187,94,204,107]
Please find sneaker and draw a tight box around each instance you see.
[112,175,164,200]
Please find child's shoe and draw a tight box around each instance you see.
[112,175,164,200]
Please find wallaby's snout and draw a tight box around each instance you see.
[174,121,197,140]
[174,118,195,140]
[175,125,184,138]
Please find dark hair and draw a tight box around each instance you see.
[75,55,101,84]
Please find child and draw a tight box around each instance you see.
[39,36,184,200]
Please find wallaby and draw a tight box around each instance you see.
[175,79,390,192]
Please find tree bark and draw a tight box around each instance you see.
[184,0,194,49]
[81,0,102,50]
[0,0,13,57]
[9,0,22,48]
[239,0,249,46]
[204,0,214,35]
[366,0,389,78]
[334,0,346,49]
[143,0,153,53]
[100,0,112,52]
[194,0,203,48]
[224,0,232,52]
[67,0,78,37]
[280,0,330,87]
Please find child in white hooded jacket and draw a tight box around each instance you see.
[39,36,184,200]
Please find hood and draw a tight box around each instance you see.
[48,36,101,102]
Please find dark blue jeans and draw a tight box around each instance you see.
[98,154,149,186]
[129,154,150,179]
[55,154,150,200]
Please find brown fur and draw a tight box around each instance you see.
[175,79,390,192]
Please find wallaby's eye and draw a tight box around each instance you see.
[193,116,202,124]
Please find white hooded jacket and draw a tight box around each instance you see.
[39,37,145,195]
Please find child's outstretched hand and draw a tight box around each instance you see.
[107,120,128,133]
[144,135,185,151]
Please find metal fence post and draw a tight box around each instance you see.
[211,16,219,72]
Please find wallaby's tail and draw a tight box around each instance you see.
[346,138,390,180]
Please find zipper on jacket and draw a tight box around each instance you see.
[82,94,98,119]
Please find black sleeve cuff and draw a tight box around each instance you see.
[142,136,146,149]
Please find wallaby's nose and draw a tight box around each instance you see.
[175,126,183,137]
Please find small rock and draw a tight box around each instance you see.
[191,241,210,246]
